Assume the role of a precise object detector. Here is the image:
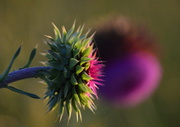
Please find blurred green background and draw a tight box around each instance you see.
[0,0,179,127]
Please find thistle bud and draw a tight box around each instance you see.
[40,22,103,122]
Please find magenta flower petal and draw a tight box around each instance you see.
[87,52,104,98]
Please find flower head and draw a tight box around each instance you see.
[94,17,162,107]
[99,53,161,107]
[40,22,103,121]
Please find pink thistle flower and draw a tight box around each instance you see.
[94,17,162,107]
[100,53,161,107]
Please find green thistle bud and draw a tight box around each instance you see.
[41,22,103,122]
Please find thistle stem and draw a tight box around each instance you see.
[0,66,52,88]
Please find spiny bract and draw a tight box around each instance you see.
[40,22,103,122]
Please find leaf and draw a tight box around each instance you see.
[70,74,78,85]
[0,46,21,81]
[62,26,67,43]
[59,100,65,122]
[63,82,69,97]
[73,49,80,58]
[20,46,37,69]
[48,50,61,60]
[81,33,94,48]
[72,95,82,122]
[69,32,79,44]
[81,72,93,81]
[52,22,62,42]
[78,109,82,122]
[77,79,87,93]
[80,57,92,65]
[65,45,72,58]
[79,29,90,40]
[77,24,84,38]
[82,46,92,57]
[38,74,52,86]
[76,65,84,75]
[84,62,90,70]
[78,93,88,105]
[5,86,41,99]
[69,58,79,69]
[57,88,63,102]
[46,41,59,52]
[44,35,54,41]
[72,86,80,105]
[66,100,72,121]
[67,21,76,38]
[47,96,58,112]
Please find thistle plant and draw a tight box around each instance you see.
[0,22,103,122]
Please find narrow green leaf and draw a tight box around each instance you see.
[59,100,65,122]
[70,74,78,85]
[47,96,58,112]
[84,62,90,70]
[72,98,78,111]
[67,21,76,38]
[73,49,80,58]
[44,35,54,41]
[46,41,59,52]
[72,86,81,105]
[81,72,93,81]
[69,32,79,44]
[57,88,63,102]
[62,26,67,43]
[65,45,72,58]
[64,82,69,97]
[69,58,79,69]
[79,29,90,40]
[77,24,84,38]
[0,46,21,81]
[75,112,79,122]
[76,65,84,75]
[52,22,62,42]
[41,52,52,60]
[66,100,72,121]
[82,46,92,57]
[81,33,94,48]
[62,26,67,35]
[5,86,41,99]
[78,109,82,122]
[20,46,37,69]
[80,57,92,65]
[74,40,83,50]
[77,79,87,93]
[48,50,61,60]
[38,74,52,86]
[78,93,89,105]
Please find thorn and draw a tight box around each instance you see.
[35,43,39,49]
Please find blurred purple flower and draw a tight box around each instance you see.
[100,53,161,107]
[94,17,162,107]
